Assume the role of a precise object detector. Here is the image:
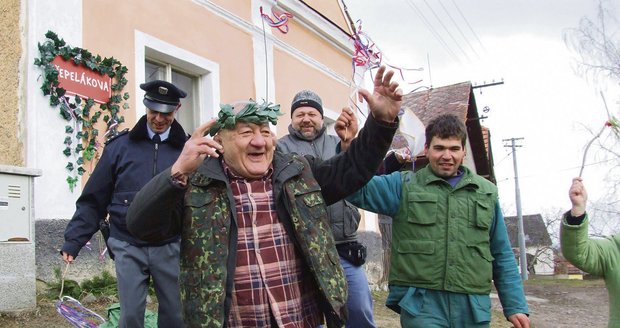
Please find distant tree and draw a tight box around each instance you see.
[564,0,620,220]
[588,193,620,236]
[540,207,564,247]
[563,0,620,84]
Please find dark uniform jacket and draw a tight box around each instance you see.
[62,115,188,258]
[126,116,397,327]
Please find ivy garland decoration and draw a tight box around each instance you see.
[208,100,282,136]
[34,31,129,191]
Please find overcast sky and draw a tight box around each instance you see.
[345,0,620,218]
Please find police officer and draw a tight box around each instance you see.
[61,80,188,327]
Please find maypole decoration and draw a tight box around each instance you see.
[343,2,425,163]
[260,4,293,34]
[347,18,382,118]
[578,91,620,177]
[258,1,293,101]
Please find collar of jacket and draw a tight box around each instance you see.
[191,151,307,187]
[129,115,188,148]
[288,123,327,142]
[417,165,480,190]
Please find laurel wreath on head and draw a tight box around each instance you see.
[208,99,283,136]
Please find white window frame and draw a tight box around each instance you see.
[134,30,221,129]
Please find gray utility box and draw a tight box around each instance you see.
[0,165,41,313]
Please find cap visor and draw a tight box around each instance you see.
[143,98,177,113]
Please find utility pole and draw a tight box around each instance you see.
[503,137,528,281]
[472,79,504,95]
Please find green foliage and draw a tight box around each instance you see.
[208,100,282,136]
[66,176,78,192]
[47,267,82,300]
[34,30,129,191]
[80,270,118,297]
[46,268,118,301]
[523,277,605,287]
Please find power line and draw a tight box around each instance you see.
[405,0,462,64]
[437,0,480,59]
[422,0,471,61]
[450,0,486,53]
[494,151,513,167]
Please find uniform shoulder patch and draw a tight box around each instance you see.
[104,128,129,145]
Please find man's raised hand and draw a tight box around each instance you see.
[171,119,223,176]
[358,65,403,123]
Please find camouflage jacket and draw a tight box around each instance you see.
[126,115,397,327]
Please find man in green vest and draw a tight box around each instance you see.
[348,114,530,328]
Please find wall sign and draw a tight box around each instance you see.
[51,56,112,104]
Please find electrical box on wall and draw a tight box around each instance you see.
[0,165,41,313]
[0,166,41,242]
[0,174,31,241]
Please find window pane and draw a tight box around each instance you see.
[172,70,196,131]
[325,117,337,136]
[145,61,165,82]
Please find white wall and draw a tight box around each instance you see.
[26,0,83,220]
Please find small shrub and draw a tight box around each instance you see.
[46,267,82,299]
[46,268,118,300]
[81,270,117,296]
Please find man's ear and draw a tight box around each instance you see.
[213,134,224,154]
[423,144,429,156]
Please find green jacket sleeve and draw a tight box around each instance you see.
[561,214,617,276]
[345,171,402,217]
[490,202,529,317]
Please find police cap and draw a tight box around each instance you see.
[140,80,187,113]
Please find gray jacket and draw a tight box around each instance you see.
[278,124,361,243]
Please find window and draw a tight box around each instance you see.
[134,31,221,132]
[145,60,198,131]
[324,117,337,136]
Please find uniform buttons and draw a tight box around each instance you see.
[124,199,128,204]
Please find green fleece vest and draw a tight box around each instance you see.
[178,154,346,327]
[390,166,498,294]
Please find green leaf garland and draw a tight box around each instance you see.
[34,30,129,192]
[208,99,282,136]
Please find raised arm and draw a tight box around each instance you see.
[561,177,616,276]
[311,66,402,205]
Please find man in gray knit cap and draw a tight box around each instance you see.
[278,90,376,328]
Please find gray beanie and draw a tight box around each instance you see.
[291,89,323,117]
